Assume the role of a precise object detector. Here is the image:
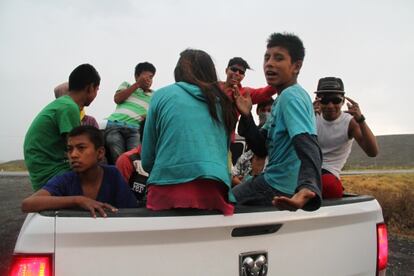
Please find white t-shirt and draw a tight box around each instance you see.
[316,112,353,178]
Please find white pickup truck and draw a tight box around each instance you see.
[9,194,388,276]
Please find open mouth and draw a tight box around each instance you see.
[230,76,240,83]
[265,70,277,78]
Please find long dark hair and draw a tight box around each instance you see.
[174,49,236,135]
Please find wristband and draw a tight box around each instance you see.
[356,114,365,123]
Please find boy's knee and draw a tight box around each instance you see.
[105,129,124,144]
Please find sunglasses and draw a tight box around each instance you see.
[320,96,344,105]
[229,67,245,75]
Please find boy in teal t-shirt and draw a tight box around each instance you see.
[232,33,322,211]
[24,64,101,191]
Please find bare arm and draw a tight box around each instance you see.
[346,97,379,157]
[349,119,378,157]
[54,82,69,98]
[114,82,140,104]
[234,87,268,157]
[21,189,117,218]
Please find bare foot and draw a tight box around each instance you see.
[272,188,316,211]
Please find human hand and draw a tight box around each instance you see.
[272,188,316,211]
[313,97,321,115]
[232,175,243,186]
[233,85,252,116]
[76,196,118,218]
[344,97,363,121]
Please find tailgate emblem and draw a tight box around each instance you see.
[239,251,268,276]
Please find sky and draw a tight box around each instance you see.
[1,0,413,162]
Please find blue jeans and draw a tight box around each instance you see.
[104,124,140,164]
[232,174,290,206]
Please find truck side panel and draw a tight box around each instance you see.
[52,200,383,275]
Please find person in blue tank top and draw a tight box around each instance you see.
[22,126,137,218]
[232,32,323,211]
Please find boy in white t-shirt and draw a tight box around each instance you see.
[314,77,379,198]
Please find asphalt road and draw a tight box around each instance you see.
[341,169,414,175]
[0,175,32,276]
[0,175,413,275]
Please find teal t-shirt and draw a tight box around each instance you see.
[23,95,80,190]
[263,84,317,195]
[141,82,236,203]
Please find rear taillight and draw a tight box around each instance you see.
[376,223,388,275]
[8,254,53,276]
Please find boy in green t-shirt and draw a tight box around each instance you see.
[23,64,101,191]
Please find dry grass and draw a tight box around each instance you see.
[0,160,26,171]
[342,173,414,237]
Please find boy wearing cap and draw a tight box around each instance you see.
[219,57,277,105]
[314,77,378,198]
[232,32,322,211]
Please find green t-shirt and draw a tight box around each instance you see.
[107,81,152,127]
[23,95,80,190]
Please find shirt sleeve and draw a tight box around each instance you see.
[231,154,244,176]
[116,81,130,93]
[42,173,73,196]
[292,133,322,211]
[81,115,99,128]
[281,96,316,138]
[141,95,158,173]
[237,114,268,157]
[115,154,134,182]
[56,102,81,135]
[242,86,277,105]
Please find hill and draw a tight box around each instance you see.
[344,134,414,169]
[1,134,413,171]
[0,160,26,171]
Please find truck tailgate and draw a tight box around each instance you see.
[51,197,384,276]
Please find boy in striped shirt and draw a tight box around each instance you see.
[105,62,156,164]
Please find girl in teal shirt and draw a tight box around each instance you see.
[141,49,237,215]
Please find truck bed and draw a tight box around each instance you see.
[14,194,385,275]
